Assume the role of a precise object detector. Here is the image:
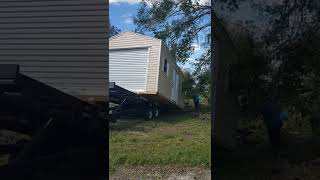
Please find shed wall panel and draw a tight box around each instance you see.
[158,43,174,100]
[158,42,184,108]
[109,48,148,93]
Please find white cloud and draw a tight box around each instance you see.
[124,18,133,24]
[109,0,142,4]
[187,57,198,65]
[122,13,134,24]
[110,0,155,7]
[122,13,131,18]
[192,0,211,6]
[192,43,201,52]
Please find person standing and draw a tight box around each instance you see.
[192,94,200,115]
[261,97,288,160]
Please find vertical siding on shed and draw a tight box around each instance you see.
[109,32,161,94]
[0,0,108,102]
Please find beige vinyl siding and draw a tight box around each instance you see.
[158,43,174,100]
[158,43,185,108]
[0,0,108,102]
[175,67,185,108]
[109,32,161,94]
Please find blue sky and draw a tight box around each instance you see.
[109,1,209,73]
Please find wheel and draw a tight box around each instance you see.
[153,107,160,118]
[144,108,153,120]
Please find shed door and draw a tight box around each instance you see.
[110,48,149,93]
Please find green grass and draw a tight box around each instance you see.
[109,112,211,173]
[0,154,9,166]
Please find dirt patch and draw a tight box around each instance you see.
[158,127,177,134]
[110,166,211,180]
[182,132,194,141]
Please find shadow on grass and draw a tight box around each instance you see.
[109,118,145,132]
[214,132,320,179]
[109,111,209,132]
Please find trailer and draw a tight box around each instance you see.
[109,82,160,122]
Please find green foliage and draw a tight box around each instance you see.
[133,1,253,101]
[216,0,320,120]
[182,68,211,103]
[195,69,211,102]
[134,0,210,64]
[109,21,121,37]
[182,70,196,99]
[134,0,211,99]
[274,30,320,117]
[250,1,320,107]
[214,0,246,10]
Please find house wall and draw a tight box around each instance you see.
[109,32,161,94]
[0,0,108,102]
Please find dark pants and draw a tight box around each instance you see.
[267,124,282,159]
[194,100,200,113]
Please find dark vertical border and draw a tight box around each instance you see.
[211,1,215,178]
[106,0,110,179]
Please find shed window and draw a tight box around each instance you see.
[163,59,169,76]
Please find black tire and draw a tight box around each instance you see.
[144,108,153,121]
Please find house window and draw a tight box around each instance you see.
[163,59,169,76]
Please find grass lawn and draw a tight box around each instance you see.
[0,130,31,166]
[109,112,211,174]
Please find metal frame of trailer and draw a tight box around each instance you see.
[109,82,160,122]
[0,64,107,179]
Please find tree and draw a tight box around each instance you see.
[133,0,211,88]
[215,0,320,120]
[182,69,196,99]
[247,1,320,115]
[109,20,121,37]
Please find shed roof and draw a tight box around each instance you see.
[109,31,161,42]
